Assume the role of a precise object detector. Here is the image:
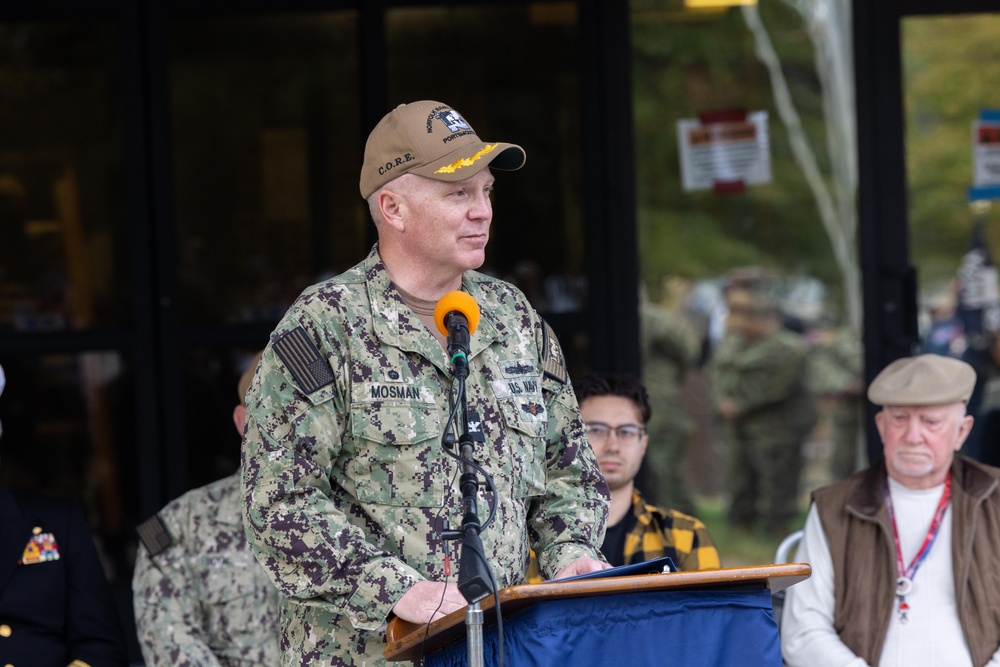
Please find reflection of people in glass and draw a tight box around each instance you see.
[640,295,700,514]
[807,325,864,480]
[710,283,818,537]
[0,362,129,667]
[961,331,1000,466]
[920,285,965,358]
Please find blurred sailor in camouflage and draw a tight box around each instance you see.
[133,350,279,666]
[710,282,818,537]
[241,100,610,665]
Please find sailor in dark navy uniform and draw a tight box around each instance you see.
[0,363,128,667]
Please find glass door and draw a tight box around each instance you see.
[902,11,1000,465]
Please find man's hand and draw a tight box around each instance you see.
[553,556,611,580]
[392,581,467,624]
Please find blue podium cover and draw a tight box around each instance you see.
[428,588,781,667]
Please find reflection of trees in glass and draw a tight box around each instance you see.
[632,2,846,324]
[903,14,1000,291]
[742,1,859,336]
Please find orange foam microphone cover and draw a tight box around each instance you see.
[434,291,481,337]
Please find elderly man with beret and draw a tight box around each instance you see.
[782,353,1000,667]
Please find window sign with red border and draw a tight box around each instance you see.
[676,109,772,194]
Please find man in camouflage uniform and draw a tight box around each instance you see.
[710,286,818,537]
[806,325,864,481]
[241,100,610,666]
[133,351,279,666]
[640,299,701,514]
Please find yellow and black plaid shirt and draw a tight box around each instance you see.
[526,489,720,582]
[620,489,720,571]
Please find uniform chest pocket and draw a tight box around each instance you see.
[348,401,445,507]
[497,397,547,498]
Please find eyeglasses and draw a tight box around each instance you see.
[584,422,645,443]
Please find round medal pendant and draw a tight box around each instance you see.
[895,576,913,597]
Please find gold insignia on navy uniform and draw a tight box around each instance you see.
[20,530,60,564]
[521,401,544,416]
[274,326,335,394]
[137,514,174,557]
[541,320,567,384]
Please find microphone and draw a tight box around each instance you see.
[434,291,480,377]
[434,292,493,606]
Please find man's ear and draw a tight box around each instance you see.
[232,404,248,436]
[956,413,974,451]
[873,409,887,442]
[376,189,407,233]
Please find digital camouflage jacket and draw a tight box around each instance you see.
[241,246,610,666]
[133,473,280,666]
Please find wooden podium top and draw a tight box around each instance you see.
[384,562,811,661]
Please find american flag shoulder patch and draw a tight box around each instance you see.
[273,326,335,394]
[541,319,567,384]
[136,514,173,557]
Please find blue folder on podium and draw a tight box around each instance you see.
[384,563,809,667]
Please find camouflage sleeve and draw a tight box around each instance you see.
[724,335,808,416]
[707,334,739,404]
[132,531,223,667]
[528,321,610,578]
[241,307,424,631]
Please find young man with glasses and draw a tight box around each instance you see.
[575,372,720,570]
[528,372,719,579]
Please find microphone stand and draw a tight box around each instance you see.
[441,347,493,667]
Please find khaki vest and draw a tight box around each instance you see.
[814,456,1000,667]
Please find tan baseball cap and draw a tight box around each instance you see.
[359,100,526,199]
[868,353,976,406]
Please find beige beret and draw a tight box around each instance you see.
[868,353,976,406]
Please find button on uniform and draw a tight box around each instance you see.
[0,624,10,637]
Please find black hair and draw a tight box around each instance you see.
[573,372,651,424]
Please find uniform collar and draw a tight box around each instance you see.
[364,246,507,373]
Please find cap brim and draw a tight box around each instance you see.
[414,141,526,182]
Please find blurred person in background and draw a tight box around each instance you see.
[807,323,865,481]
[640,288,701,515]
[132,350,279,666]
[709,280,818,538]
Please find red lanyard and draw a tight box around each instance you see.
[885,476,951,623]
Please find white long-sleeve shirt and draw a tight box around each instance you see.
[782,478,1000,667]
